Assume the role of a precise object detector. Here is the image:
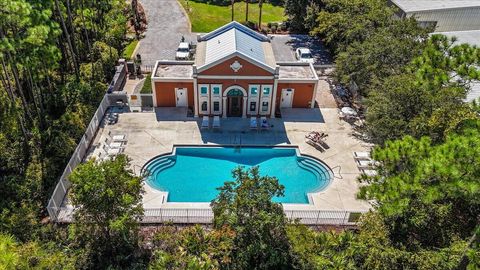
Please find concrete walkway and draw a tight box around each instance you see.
[137,0,196,66]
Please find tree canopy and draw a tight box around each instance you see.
[211,166,292,269]
[68,155,144,268]
[364,36,480,144]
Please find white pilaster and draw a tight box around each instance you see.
[222,96,227,118]
[193,78,199,117]
[242,97,247,118]
[270,78,278,118]
[311,80,318,109]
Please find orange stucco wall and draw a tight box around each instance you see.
[199,56,274,77]
[154,81,194,107]
[276,83,315,108]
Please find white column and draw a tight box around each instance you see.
[242,97,247,118]
[193,78,199,117]
[222,97,227,118]
[311,80,318,109]
[270,79,278,118]
[152,78,158,107]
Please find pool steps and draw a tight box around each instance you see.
[296,157,333,187]
[144,156,177,178]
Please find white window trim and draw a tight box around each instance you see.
[249,84,260,96]
[212,99,221,114]
[211,84,222,97]
[260,98,270,115]
[248,100,258,115]
[261,85,272,97]
[199,84,209,97]
[199,97,209,114]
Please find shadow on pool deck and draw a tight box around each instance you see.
[195,117,291,145]
[151,107,326,145]
[193,108,325,145]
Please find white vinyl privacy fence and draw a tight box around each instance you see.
[47,94,112,221]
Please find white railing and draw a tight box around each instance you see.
[53,207,365,225]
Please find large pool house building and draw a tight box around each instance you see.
[152,22,319,118]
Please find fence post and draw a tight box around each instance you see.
[315,210,321,224]
[343,211,349,225]
[50,199,58,222]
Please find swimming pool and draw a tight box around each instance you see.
[143,146,332,204]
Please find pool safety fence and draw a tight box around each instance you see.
[52,207,366,225]
[47,91,128,222]
[141,208,365,225]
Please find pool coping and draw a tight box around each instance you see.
[141,144,336,208]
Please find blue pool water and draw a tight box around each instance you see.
[144,147,332,204]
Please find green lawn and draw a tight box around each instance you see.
[141,74,152,94]
[122,39,139,60]
[179,0,286,32]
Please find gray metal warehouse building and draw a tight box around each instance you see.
[438,30,480,102]
[390,0,480,32]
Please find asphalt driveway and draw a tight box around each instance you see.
[137,0,196,66]
[136,0,331,67]
[270,34,332,65]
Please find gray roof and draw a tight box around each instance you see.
[438,30,480,46]
[153,61,194,79]
[434,30,480,102]
[278,64,317,80]
[197,21,275,72]
[467,82,480,103]
[391,0,480,13]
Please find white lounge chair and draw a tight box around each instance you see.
[104,137,123,149]
[213,116,221,129]
[201,116,209,129]
[260,116,269,129]
[361,169,377,177]
[102,144,124,156]
[250,117,258,130]
[356,159,374,169]
[353,151,371,160]
[108,131,127,142]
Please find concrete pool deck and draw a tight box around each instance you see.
[81,106,372,214]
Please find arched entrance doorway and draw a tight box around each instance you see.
[224,86,246,117]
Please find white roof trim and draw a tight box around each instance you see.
[199,21,269,42]
[196,51,276,74]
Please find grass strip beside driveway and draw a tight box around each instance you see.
[179,0,286,32]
